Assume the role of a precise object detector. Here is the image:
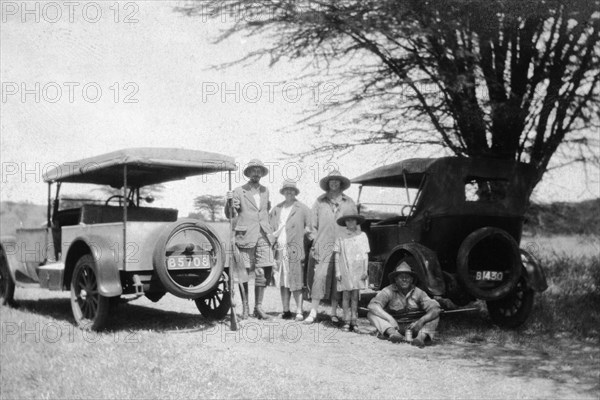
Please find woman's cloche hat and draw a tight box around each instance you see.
[280,180,300,195]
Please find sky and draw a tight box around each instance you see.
[1,0,598,219]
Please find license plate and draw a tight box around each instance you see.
[167,255,210,270]
[476,271,504,281]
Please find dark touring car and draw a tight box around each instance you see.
[354,157,548,327]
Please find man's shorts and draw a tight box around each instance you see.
[233,234,273,284]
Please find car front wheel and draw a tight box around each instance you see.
[486,277,534,328]
[70,254,111,330]
[194,278,231,320]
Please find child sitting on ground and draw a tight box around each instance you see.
[333,213,370,332]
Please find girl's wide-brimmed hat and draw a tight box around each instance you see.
[243,159,269,178]
[319,170,351,191]
[280,180,300,195]
[336,213,366,226]
[388,262,417,282]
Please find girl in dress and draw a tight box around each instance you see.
[333,213,370,332]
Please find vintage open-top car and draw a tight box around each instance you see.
[354,157,548,327]
[0,148,235,330]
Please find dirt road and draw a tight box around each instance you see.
[1,287,598,399]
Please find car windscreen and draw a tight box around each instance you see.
[357,186,421,219]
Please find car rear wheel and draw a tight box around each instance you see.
[0,251,16,306]
[153,219,225,299]
[457,227,522,301]
[70,254,111,330]
[486,277,534,328]
[194,278,231,320]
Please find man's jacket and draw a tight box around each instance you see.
[226,183,274,248]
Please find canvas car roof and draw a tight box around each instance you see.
[43,147,236,188]
[352,157,536,217]
[351,158,438,187]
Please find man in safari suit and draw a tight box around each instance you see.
[226,159,274,319]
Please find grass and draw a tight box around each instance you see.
[440,235,600,342]
[1,235,599,398]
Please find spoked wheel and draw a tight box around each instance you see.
[70,254,111,330]
[0,251,16,306]
[194,278,231,320]
[486,277,534,328]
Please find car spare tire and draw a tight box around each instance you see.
[153,219,225,299]
[456,227,521,301]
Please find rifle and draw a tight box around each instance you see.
[359,306,479,323]
[227,171,238,331]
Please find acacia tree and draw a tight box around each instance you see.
[179,0,599,195]
[194,194,226,221]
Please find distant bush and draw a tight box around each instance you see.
[524,199,600,235]
[0,201,46,236]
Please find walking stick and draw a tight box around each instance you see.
[227,171,238,331]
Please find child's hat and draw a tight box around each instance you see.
[336,213,366,226]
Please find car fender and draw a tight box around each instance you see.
[520,249,548,292]
[384,243,445,296]
[0,236,19,282]
[65,235,122,297]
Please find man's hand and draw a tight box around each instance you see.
[409,319,425,333]
[226,191,240,209]
[336,274,342,282]
[361,273,368,281]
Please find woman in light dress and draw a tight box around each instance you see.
[270,180,311,321]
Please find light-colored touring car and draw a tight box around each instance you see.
[0,148,235,330]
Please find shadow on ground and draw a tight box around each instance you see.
[432,313,600,397]
[8,297,220,333]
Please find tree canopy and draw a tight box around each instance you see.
[179,0,599,194]
[194,194,226,221]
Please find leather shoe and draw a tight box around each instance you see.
[281,311,294,320]
[254,306,270,319]
[388,332,405,343]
